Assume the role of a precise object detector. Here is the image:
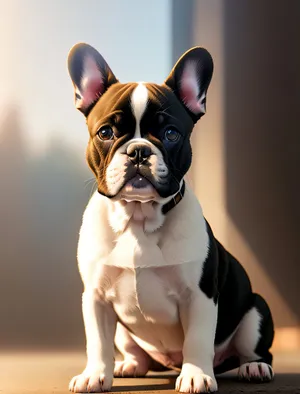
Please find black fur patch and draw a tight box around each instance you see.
[199,221,219,303]
[199,221,272,348]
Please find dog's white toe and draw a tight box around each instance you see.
[114,359,148,377]
[176,365,217,393]
[69,370,113,392]
[238,362,274,382]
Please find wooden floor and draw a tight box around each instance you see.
[1,351,300,394]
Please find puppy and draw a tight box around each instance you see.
[67,44,274,393]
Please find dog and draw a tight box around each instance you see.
[67,43,274,393]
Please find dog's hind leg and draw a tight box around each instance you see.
[233,293,275,382]
[114,322,151,377]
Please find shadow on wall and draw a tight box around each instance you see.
[223,1,300,325]
[0,106,92,350]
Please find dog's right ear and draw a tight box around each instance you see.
[67,43,118,116]
[164,47,213,123]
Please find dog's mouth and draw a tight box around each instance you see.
[120,175,158,202]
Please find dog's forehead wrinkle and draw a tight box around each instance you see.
[87,82,137,132]
[89,82,177,132]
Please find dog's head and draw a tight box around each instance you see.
[68,44,213,204]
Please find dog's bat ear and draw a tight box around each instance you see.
[164,47,213,123]
[67,43,118,116]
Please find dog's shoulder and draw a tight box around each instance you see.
[77,192,114,283]
[200,219,253,340]
[158,186,210,267]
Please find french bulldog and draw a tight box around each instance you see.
[67,43,274,393]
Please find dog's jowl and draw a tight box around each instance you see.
[67,43,274,393]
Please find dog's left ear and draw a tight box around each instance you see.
[164,47,213,123]
[67,43,118,116]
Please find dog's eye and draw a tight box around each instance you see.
[97,127,114,141]
[164,129,180,142]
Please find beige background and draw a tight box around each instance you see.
[190,1,300,334]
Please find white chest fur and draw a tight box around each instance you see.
[78,185,209,271]
[109,267,178,324]
[100,263,201,324]
[77,185,209,352]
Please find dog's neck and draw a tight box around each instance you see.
[106,182,185,234]
[161,182,185,215]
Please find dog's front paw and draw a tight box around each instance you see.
[114,359,149,377]
[238,362,274,382]
[69,369,113,393]
[176,364,217,393]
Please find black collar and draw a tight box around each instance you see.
[162,181,185,215]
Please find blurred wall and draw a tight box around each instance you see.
[0,0,172,350]
[190,0,300,332]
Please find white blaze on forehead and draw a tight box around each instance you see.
[131,82,149,138]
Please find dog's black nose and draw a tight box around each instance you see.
[127,145,152,164]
